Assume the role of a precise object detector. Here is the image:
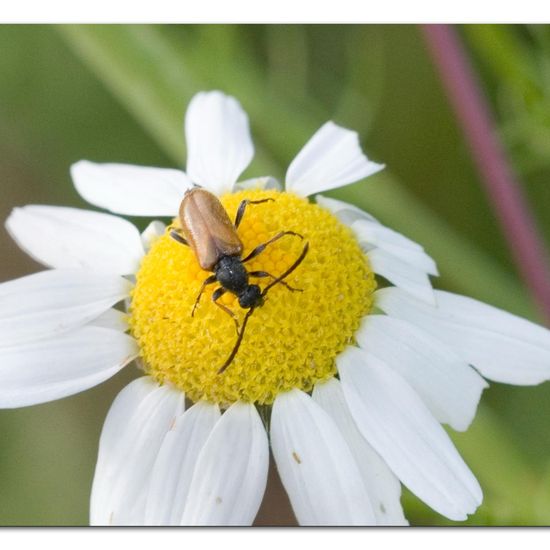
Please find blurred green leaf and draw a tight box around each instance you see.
[265,25,309,103]
[532,461,550,524]
[465,25,540,103]
[334,26,386,136]
[57,25,199,164]
[465,25,550,177]
[450,405,539,525]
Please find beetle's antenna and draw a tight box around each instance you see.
[261,241,309,297]
[217,241,309,375]
[218,307,255,374]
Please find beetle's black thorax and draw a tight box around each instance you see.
[214,255,249,294]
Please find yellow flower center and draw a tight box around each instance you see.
[129,189,376,407]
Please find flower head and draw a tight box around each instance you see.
[3,91,550,525]
[130,188,375,406]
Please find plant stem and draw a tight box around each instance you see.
[422,24,550,324]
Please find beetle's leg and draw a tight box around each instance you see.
[212,287,240,335]
[170,228,189,246]
[191,275,217,317]
[234,198,274,229]
[248,270,303,292]
[261,241,309,298]
[242,231,303,263]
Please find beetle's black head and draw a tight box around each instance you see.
[238,284,263,309]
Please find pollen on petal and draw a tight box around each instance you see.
[129,190,376,407]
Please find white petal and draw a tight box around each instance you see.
[315,195,379,225]
[6,205,144,275]
[89,308,128,332]
[271,389,376,525]
[91,376,156,480]
[367,248,436,305]
[356,315,487,431]
[91,380,185,525]
[354,218,422,249]
[141,220,166,251]
[286,122,384,196]
[338,346,482,521]
[376,288,550,385]
[353,219,439,276]
[185,91,254,195]
[181,402,268,526]
[0,269,131,346]
[0,326,137,408]
[71,161,191,216]
[235,176,281,192]
[312,379,407,525]
[145,401,220,525]
[435,290,550,350]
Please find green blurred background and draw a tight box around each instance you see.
[1,24,550,526]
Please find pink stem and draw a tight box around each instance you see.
[422,24,550,323]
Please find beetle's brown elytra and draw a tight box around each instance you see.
[178,188,243,271]
[170,187,309,373]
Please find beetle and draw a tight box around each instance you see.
[170,187,309,373]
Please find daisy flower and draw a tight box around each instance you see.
[3,90,550,526]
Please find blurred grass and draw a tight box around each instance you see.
[1,24,550,525]
[464,25,550,241]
